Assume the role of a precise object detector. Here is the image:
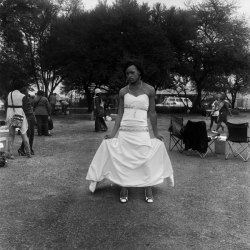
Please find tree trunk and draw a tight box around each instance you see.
[44,83,49,98]
[191,86,202,113]
[230,92,237,109]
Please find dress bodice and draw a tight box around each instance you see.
[124,93,149,111]
[120,93,149,129]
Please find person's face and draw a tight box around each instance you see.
[125,65,141,84]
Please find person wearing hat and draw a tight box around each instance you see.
[93,88,107,132]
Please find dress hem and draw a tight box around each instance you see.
[86,173,174,187]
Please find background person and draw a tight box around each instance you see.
[18,87,36,156]
[213,94,232,133]
[49,93,57,115]
[208,95,219,131]
[5,82,31,159]
[34,90,51,136]
[60,99,69,115]
[93,88,107,132]
[86,61,174,203]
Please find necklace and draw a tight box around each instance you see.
[128,81,143,94]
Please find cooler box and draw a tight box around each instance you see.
[215,136,227,154]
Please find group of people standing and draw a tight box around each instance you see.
[5,84,52,159]
[209,94,232,133]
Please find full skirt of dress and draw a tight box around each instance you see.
[86,130,174,187]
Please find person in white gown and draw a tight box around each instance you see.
[86,61,174,203]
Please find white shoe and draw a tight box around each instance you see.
[169,175,174,187]
[89,181,97,193]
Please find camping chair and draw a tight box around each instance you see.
[168,116,184,152]
[225,122,250,162]
[182,120,217,158]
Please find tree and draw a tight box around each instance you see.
[55,0,175,111]
[171,0,250,111]
[0,0,34,97]
[0,0,63,97]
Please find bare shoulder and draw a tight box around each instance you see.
[143,83,155,96]
[119,87,128,98]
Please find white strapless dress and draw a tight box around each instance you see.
[86,93,174,188]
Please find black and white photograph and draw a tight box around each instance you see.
[0,0,250,249]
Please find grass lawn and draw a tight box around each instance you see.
[0,113,250,250]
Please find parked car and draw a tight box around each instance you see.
[156,96,193,108]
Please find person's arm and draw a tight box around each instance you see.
[148,86,163,140]
[105,89,125,139]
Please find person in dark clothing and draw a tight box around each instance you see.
[60,99,69,115]
[93,88,107,132]
[18,89,36,155]
[34,91,51,136]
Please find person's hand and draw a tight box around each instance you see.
[104,134,115,140]
[155,134,164,141]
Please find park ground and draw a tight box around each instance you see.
[0,112,250,250]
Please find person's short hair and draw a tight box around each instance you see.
[37,90,44,96]
[123,60,144,77]
[10,79,27,91]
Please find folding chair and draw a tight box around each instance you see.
[182,120,216,158]
[168,116,184,152]
[225,122,250,162]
